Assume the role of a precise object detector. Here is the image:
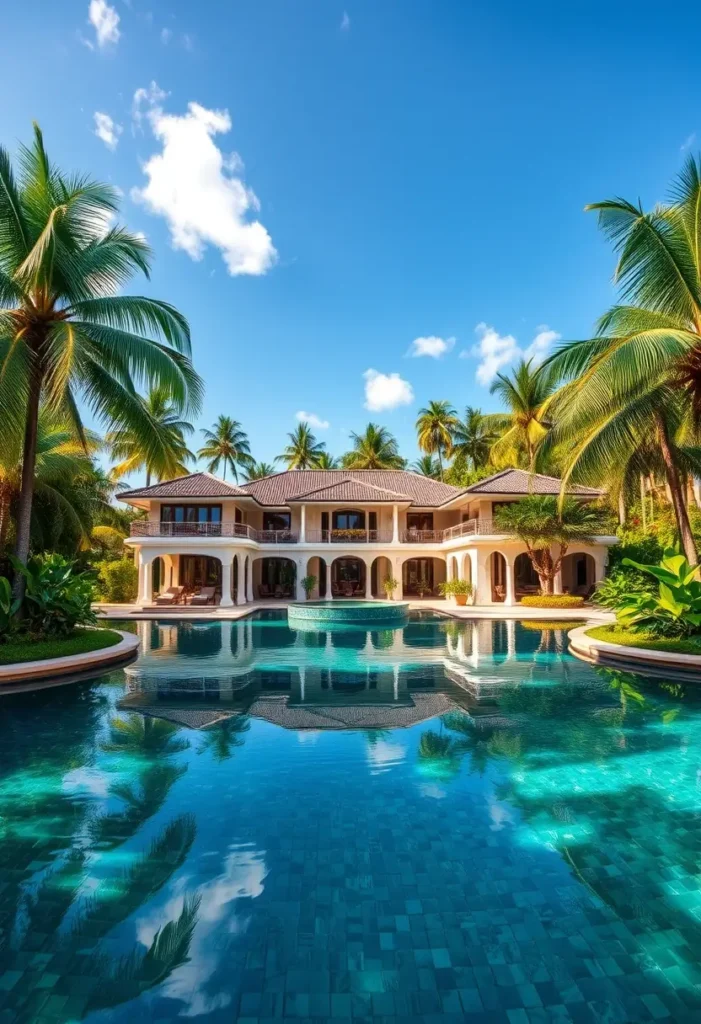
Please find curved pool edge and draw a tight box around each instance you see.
[568,623,701,676]
[288,600,410,627]
[0,630,141,686]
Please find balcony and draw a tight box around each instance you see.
[304,530,395,544]
[442,518,497,539]
[129,522,298,542]
[401,529,444,543]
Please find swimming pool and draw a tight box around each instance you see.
[1,610,701,1022]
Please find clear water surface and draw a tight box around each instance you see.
[2,610,701,1023]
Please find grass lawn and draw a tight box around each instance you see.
[0,628,123,665]
[586,624,701,657]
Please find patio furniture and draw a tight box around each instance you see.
[190,586,216,606]
[259,584,271,598]
[342,583,354,598]
[155,586,184,606]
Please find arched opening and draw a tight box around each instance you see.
[514,552,540,600]
[461,553,473,586]
[152,556,166,596]
[561,552,596,596]
[305,556,329,599]
[402,557,447,598]
[255,557,296,599]
[490,552,507,602]
[449,556,459,581]
[330,556,366,598]
[371,555,393,598]
[180,555,222,601]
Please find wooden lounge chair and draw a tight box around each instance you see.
[190,586,216,606]
[259,584,271,598]
[155,586,184,606]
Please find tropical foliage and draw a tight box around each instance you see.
[342,423,404,469]
[9,553,96,637]
[197,415,252,480]
[416,400,457,480]
[108,388,194,486]
[614,550,701,638]
[277,423,326,469]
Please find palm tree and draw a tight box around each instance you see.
[450,406,499,472]
[416,401,457,480]
[542,155,701,564]
[412,454,440,478]
[488,360,557,471]
[277,423,326,469]
[316,451,340,470]
[197,415,252,481]
[0,410,98,550]
[0,126,201,595]
[107,387,195,486]
[243,461,276,481]
[493,495,608,593]
[343,423,404,470]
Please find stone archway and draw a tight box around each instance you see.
[306,555,329,599]
[370,555,394,598]
[402,557,447,598]
[329,556,367,598]
[253,556,297,598]
[490,552,508,603]
[514,551,540,600]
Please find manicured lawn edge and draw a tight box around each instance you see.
[585,625,701,657]
[0,628,123,666]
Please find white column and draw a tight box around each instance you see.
[327,559,334,599]
[469,550,478,604]
[234,554,245,605]
[300,504,306,543]
[364,560,373,599]
[295,558,305,601]
[504,558,515,606]
[138,551,154,605]
[221,559,234,607]
[392,505,399,543]
[246,560,254,602]
[593,550,607,587]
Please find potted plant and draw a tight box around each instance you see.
[300,575,317,600]
[382,573,399,600]
[439,579,474,606]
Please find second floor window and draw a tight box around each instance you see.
[263,512,291,531]
[161,505,222,524]
[407,512,433,531]
[333,510,366,530]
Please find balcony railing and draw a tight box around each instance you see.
[401,529,444,543]
[442,518,498,539]
[130,518,505,543]
[304,530,395,544]
[130,522,259,540]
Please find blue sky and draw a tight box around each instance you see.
[3,0,700,478]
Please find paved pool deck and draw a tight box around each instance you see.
[95,599,614,623]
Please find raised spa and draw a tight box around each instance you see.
[288,599,409,627]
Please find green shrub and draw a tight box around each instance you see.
[11,553,96,637]
[439,579,474,597]
[382,573,400,597]
[0,576,20,640]
[96,558,139,603]
[615,549,701,638]
[300,574,317,598]
[520,594,584,608]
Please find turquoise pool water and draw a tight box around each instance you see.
[1,611,701,1022]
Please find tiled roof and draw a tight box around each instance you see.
[239,470,463,506]
[120,472,248,500]
[287,479,411,503]
[462,469,603,497]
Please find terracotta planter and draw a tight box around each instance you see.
[455,594,468,606]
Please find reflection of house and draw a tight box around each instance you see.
[121,468,616,608]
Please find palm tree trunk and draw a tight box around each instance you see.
[12,364,42,600]
[437,449,444,482]
[146,468,151,487]
[655,411,698,565]
[618,491,626,526]
[0,482,12,551]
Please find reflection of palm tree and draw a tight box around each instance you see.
[89,762,187,847]
[102,714,190,756]
[199,717,251,762]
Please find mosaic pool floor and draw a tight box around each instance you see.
[1,611,701,1022]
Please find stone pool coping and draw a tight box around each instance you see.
[568,624,701,675]
[0,629,140,685]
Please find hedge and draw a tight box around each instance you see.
[519,595,585,608]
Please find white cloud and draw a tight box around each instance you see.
[407,335,455,359]
[340,11,350,30]
[93,111,122,150]
[160,27,171,44]
[131,86,277,276]
[88,0,120,47]
[465,322,560,386]
[295,410,329,430]
[363,369,414,412]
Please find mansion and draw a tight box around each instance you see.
[120,467,617,608]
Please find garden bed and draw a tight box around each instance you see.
[585,625,701,657]
[0,628,123,665]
